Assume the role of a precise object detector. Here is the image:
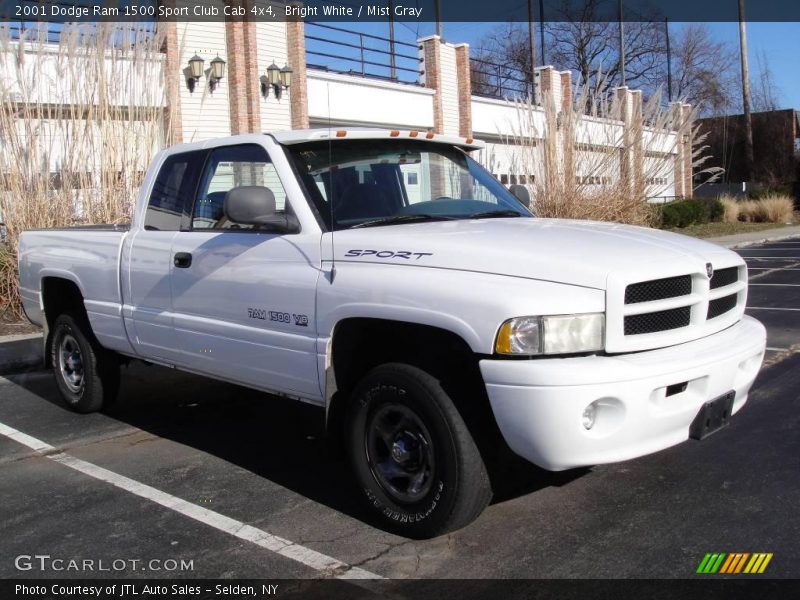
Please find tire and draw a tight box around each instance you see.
[346,363,492,538]
[50,312,119,413]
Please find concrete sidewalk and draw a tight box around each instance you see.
[705,224,800,248]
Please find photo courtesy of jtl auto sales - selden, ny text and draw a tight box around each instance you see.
[0,0,799,599]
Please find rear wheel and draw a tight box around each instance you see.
[50,313,119,413]
[346,363,492,538]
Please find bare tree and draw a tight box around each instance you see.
[670,24,738,115]
[752,48,782,112]
[472,16,739,118]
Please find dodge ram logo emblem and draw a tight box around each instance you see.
[706,263,714,279]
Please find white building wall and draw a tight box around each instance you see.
[307,70,435,129]
[175,4,231,142]
[438,43,460,136]
[256,18,291,133]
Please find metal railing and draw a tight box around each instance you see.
[470,56,532,100]
[305,22,421,85]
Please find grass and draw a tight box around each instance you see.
[670,220,797,239]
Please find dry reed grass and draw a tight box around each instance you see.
[720,195,740,223]
[0,23,173,317]
[498,76,720,227]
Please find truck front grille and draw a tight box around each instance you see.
[707,294,738,319]
[624,306,691,335]
[710,266,739,289]
[624,275,692,304]
[613,265,745,344]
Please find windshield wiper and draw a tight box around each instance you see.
[350,214,456,229]
[465,210,524,219]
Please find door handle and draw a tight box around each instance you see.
[173,252,192,268]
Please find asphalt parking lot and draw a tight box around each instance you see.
[1,239,798,584]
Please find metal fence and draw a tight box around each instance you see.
[305,22,421,85]
[470,56,532,100]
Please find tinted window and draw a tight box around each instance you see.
[145,151,206,231]
[286,140,530,230]
[192,144,290,230]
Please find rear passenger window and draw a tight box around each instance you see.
[192,144,289,230]
[145,151,205,231]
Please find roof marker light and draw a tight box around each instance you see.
[335,130,347,137]
[389,130,400,137]
[426,132,435,139]
[409,131,419,137]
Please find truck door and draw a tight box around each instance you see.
[124,150,206,363]
[169,143,321,400]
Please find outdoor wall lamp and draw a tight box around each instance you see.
[682,133,690,144]
[209,55,226,93]
[187,54,204,93]
[261,61,293,100]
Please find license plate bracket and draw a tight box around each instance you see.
[689,391,735,440]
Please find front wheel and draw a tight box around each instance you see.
[50,312,119,413]
[346,363,492,538]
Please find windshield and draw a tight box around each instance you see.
[284,139,532,230]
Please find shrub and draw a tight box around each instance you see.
[660,199,714,229]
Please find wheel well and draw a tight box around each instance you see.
[41,278,87,367]
[326,318,499,453]
[41,278,86,329]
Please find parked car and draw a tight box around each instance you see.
[18,129,766,538]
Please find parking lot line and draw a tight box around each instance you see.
[0,421,382,581]
[749,283,800,287]
[766,347,789,352]
[746,307,800,312]
[748,268,800,271]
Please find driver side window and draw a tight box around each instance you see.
[192,144,288,230]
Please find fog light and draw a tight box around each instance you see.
[582,403,597,430]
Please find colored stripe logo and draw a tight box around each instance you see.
[697,553,773,574]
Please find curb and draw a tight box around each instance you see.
[707,230,800,249]
[0,333,43,376]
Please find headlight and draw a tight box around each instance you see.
[495,313,604,356]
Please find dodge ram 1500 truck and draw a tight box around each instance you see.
[19,129,767,538]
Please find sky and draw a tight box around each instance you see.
[323,20,800,112]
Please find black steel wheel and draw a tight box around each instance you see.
[347,363,492,538]
[50,312,119,413]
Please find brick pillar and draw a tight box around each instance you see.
[560,71,572,113]
[286,15,309,129]
[454,43,472,138]
[669,101,685,197]
[681,103,694,198]
[224,1,260,135]
[537,66,555,105]
[559,70,574,186]
[615,87,631,185]
[624,90,645,200]
[160,6,182,144]
[242,11,261,133]
[419,35,444,134]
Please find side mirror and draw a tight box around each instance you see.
[223,186,299,232]
[509,184,531,209]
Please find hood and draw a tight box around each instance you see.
[329,218,738,289]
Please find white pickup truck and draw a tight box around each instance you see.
[19,129,766,538]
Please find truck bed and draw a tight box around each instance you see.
[18,227,132,354]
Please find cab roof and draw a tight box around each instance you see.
[269,128,485,151]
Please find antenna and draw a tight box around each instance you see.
[326,82,336,283]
